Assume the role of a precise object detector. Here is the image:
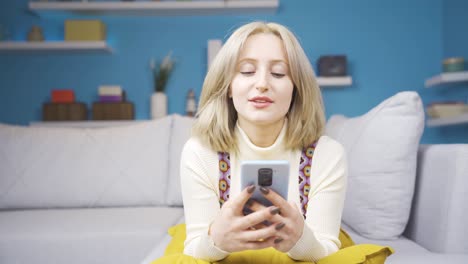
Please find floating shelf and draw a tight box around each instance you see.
[425,71,468,87]
[30,120,147,128]
[426,113,468,127]
[0,41,112,53]
[28,0,279,16]
[317,76,353,87]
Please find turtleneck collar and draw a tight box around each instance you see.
[235,119,287,159]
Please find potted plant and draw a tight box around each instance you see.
[150,52,175,119]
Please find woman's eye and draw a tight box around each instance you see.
[240,71,255,75]
[272,73,286,78]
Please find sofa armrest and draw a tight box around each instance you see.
[404,144,468,254]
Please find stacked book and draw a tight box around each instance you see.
[43,89,87,121]
[93,85,134,120]
[52,89,75,103]
[98,85,125,103]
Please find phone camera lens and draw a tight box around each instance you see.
[258,168,273,186]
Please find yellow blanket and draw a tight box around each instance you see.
[151,224,393,264]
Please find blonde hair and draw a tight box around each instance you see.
[192,21,325,153]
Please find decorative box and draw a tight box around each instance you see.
[65,20,106,41]
[92,102,134,120]
[317,55,347,77]
[43,102,87,121]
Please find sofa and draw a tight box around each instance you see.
[0,92,467,264]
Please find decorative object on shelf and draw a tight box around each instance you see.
[43,89,87,121]
[92,85,133,120]
[92,102,134,120]
[186,89,197,117]
[51,89,75,103]
[150,52,175,119]
[98,85,125,102]
[317,55,347,77]
[207,39,222,70]
[426,101,468,119]
[443,57,464,73]
[43,102,87,121]
[27,25,44,42]
[65,20,106,41]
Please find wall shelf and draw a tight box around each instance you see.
[425,71,468,87]
[28,1,279,16]
[0,41,112,53]
[30,120,147,128]
[426,113,468,127]
[317,76,353,87]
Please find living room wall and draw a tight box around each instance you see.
[0,0,466,143]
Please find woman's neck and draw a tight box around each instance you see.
[238,118,285,148]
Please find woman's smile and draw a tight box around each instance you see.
[249,96,274,109]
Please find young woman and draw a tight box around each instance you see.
[180,21,347,263]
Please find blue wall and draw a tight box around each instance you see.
[0,0,466,143]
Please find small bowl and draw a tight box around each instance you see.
[443,57,464,73]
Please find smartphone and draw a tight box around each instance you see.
[240,160,290,207]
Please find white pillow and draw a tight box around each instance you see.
[165,114,196,206]
[325,91,424,240]
[0,116,172,209]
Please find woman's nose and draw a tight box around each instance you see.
[255,71,270,92]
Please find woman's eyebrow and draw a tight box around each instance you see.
[238,58,288,65]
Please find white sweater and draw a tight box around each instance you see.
[180,123,347,262]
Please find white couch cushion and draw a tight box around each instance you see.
[342,223,468,264]
[406,144,468,253]
[0,117,172,209]
[166,114,196,206]
[325,91,424,240]
[0,207,184,264]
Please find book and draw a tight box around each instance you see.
[99,95,123,103]
[51,89,75,103]
[98,85,122,96]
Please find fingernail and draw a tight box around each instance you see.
[259,187,269,195]
[275,222,285,230]
[274,238,283,244]
[247,185,256,194]
[270,206,280,215]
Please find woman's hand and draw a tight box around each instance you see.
[209,185,283,252]
[245,187,305,252]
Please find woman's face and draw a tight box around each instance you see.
[230,33,294,128]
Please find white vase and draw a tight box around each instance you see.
[151,92,167,119]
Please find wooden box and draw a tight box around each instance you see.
[65,20,106,41]
[92,102,134,120]
[43,102,88,121]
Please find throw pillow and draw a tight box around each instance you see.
[325,91,424,240]
[166,114,196,206]
[0,116,172,209]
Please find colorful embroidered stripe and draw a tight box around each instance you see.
[218,152,231,207]
[299,141,317,219]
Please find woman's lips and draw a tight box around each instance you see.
[249,96,273,108]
